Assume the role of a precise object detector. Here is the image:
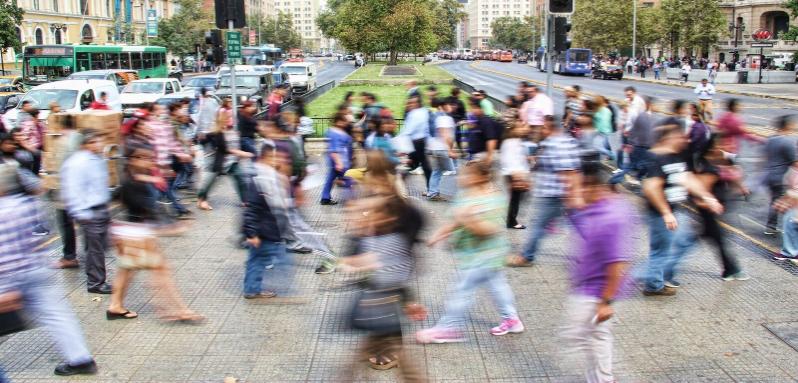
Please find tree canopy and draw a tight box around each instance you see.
[489,17,540,52]
[149,0,212,56]
[249,11,302,51]
[783,0,798,41]
[0,0,24,54]
[317,0,463,64]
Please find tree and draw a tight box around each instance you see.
[490,17,540,52]
[572,0,660,55]
[0,0,24,54]
[255,11,302,50]
[149,0,212,57]
[316,0,443,65]
[660,0,727,57]
[782,0,798,41]
[433,0,467,49]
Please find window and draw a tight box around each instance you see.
[81,24,93,42]
[91,53,106,69]
[143,52,153,69]
[79,90,95,110]
[120,53,131,69]
[54,29,62,44]
[80,0,89,15]
[33,0,39,10]
[106,52,119,69]
[131,52,142,69]
[165,81,173,94]
[35,29,44,45]
[77,52,90,71]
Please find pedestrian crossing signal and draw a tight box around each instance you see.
[549,0,574,14]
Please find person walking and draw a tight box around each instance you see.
[426,99,456,201]
[196,88,220,138]
[641,124,723,296]
[50,115,83,269]
[653,61,662,80]
[416,160,524,343]
[561,151,632,383]
[508,116,581,267]
[680,61,692,84]
[397,96,432,192]
[519,85,554,143]
[320,113,354,205]
[152,103,193,219]
[500,122,531,230]
[60,129,113,294]
[465,98,501,164]
[610,96,655,185]
[764,115,797,235]
[593,96,615,162]
[694,78,716,121]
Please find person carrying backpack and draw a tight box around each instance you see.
[425,99,456,201]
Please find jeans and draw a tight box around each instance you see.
[561,294,615,383]
[321,166,352,201]
[521,197,565,261]
[437,267,518,330]
[671,207,741,278]
[198,162,246,202]
[163,173,188,214]
[243,240,294,295]
[610,145,650,184]
[643,210,688,292]
[240,137,257,156]
[654,70,661,80]
[426,150,453,196]
[77,207,110,289]
[593,134,615,161]
[767,184,785,230]
[57,209,77,260]
[14,268,93,365]
[781,209,798,258]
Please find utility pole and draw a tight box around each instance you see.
[632,0,637,57]
[545,14,553,98]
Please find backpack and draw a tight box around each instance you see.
[428,110,441,138]
[608,104,619,133]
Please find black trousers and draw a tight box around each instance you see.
[408,138,431,188]
[505,176,526,227]
[767,184,785,230]
[57,209,77,260]
[699,207,740,277]
[77,207,110,289]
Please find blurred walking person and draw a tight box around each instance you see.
[426,99,456,201]
[320,113,354,205]
[60,129,113,294]
[500,122,532,230]
[519,85,554,143]
[417,160,524,343]
[561,152,631,383]
[50,115,83,269]
[397,96,432,192]
[764,115,796,235]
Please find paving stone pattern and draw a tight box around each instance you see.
[1,154,798,382]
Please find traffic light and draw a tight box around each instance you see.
[212,46,225,66]
[214,0,246,29]
[549,0,574,14]
[205,30,222,46]
[553,17,572,52]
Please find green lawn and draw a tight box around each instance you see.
[306,84,460,119]
[345,62,453,82]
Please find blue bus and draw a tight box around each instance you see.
[553,48,592,75]
[241,45,284,67]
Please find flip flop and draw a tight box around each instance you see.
[368,353,399,370]
[106,310,138,320]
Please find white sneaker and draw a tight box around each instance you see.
[409,167,424,175]
[722,271,751,281]
[442,170,456,176]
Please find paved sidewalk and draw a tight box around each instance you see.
[623,73,798,102]
[1,154,798,382]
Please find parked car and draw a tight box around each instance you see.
[182,75,218,91]
[216,64,254,77]
[120,78,183,116]
[67,69,139,92]
[2,80,121,127]
[592,64,624,80]
[517,55,529,64]
[215,71,273,110]
[0,76,24,92]
[344,54,355,61]
[0,92,23,115]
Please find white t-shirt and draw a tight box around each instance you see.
[427,114,455,151]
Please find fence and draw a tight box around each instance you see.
[307,117,405,138]
[452,78,508,114]
[254,80,337,120]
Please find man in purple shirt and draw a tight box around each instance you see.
[562,152,631,383]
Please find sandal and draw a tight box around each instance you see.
[197,201,213,211]
[162,312,206,324]
[506,254,533,267]
[368,353,399,370]
[106,310,138,320]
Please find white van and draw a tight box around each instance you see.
[2,79,120,127]
[280,62,317,94]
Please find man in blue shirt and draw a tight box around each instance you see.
[60,129,113,294]
[398,96,432,192]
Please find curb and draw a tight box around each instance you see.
[622,75,798,103]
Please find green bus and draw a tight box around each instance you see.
[23,45,168,86]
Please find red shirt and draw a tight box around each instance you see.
[716,112,763,153]
[89,101,110,110]
[267,93,283,120]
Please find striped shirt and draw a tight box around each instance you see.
[534,133,581,198]
[149,119,185,167]
[361,233,413,290]
[0,194,46,293]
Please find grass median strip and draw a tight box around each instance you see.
[344,62,453,83]
[306,83,462,119]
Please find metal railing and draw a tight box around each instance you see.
[254,80,337,120]
[452,78,508,114]
[307,117,405,138]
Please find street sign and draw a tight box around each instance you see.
[249,29,256,45]
[751,42,774,48]
[146,9,158,37]
[226,31,242,60]
[752,29,772,41]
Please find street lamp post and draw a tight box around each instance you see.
[728,8,745,69]
[632,0,637,59]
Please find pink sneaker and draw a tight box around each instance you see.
[416,327,466,344]
[490,318,524,336]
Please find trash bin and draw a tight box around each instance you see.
[737,71,748,84]
[786,62,796,72]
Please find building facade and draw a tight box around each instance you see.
[4,0,176,72]
[466,0,534,49]
[272,0,325,52]
[715,0,797,63]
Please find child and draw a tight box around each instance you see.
[561,151,631,383]
[320,112,353,205]
[416,160,524,343]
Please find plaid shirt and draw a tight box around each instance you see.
[149,119,185,167]
[533,133,581,198]
[0,194,46,293]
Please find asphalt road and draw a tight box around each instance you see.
[311,58,357,86]
[443,60,798,131]
[441,59,795,257]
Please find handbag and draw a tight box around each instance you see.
[349,288,403,333]
[510,172,531,192]
[0,293,29,337]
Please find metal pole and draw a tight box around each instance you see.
[632,0,637,59]
[545,14,553,98]
[1,49,5,76]
[758,46,764,84]
[229,19,238,130]
[144,1,149,46]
